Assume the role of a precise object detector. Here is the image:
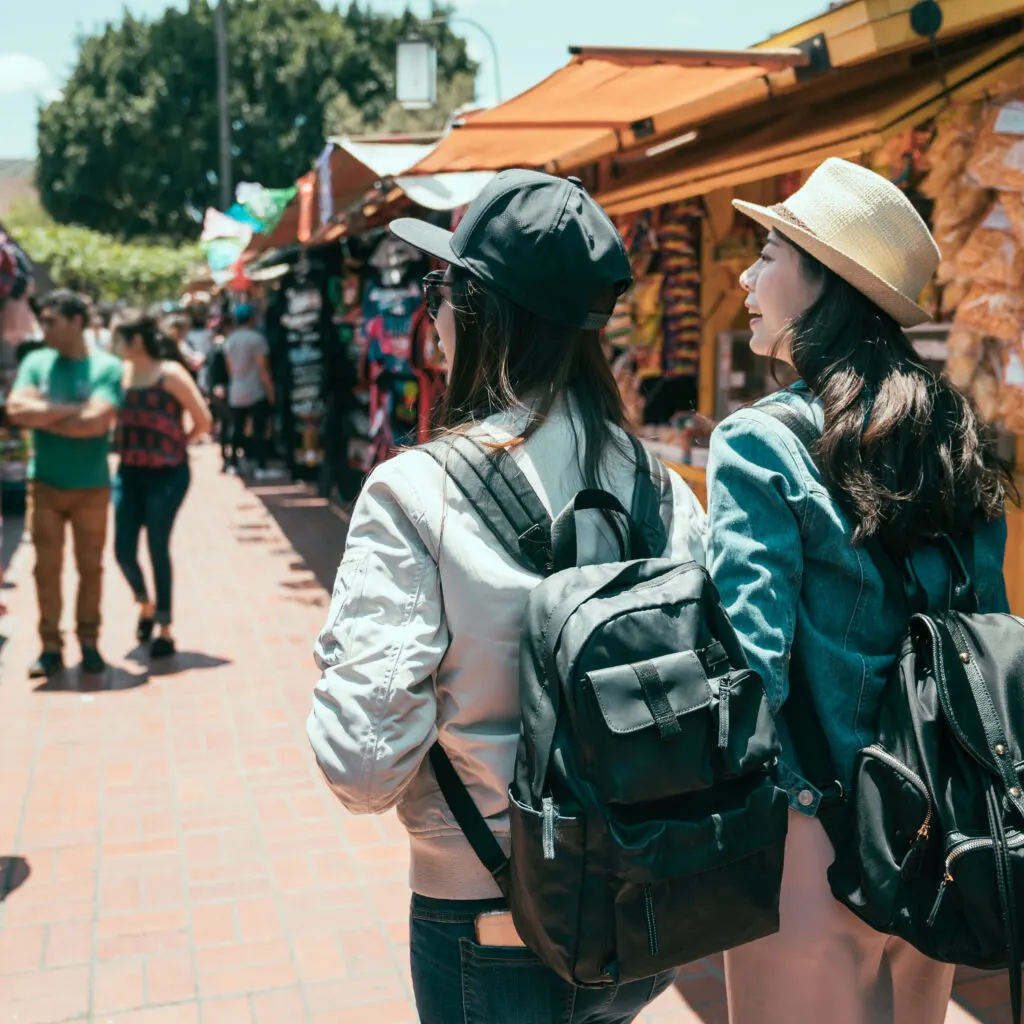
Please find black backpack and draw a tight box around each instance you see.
[423,432,788,986]
[763,403,1024,1024]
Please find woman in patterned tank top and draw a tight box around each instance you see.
[113,312,212,659]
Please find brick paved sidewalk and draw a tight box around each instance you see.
[0,445,1013,1023]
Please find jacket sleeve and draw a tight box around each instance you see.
[705,411,813,713]
[307,461,449,814]
[666,467,708,566]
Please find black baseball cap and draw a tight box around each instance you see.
[389,169,631,331]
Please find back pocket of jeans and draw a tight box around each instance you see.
[459,938,572,1024]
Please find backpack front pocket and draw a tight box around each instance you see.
[581,653,769,804]
[606,774,788,981]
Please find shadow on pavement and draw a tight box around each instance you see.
[34,664,149,693]
[148,651,231,676]
[247,480,350,594]
[2,513,23,573]
[0,856,30,901]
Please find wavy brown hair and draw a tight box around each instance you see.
[434,267,629,492]
[776,234,1016,555]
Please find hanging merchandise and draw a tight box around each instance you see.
[361,247,426,466]
[657,200,703,378]
[235,182,297,236]
[966,97,1024,192]
[279,261,328,474]
[953,201,1024,289]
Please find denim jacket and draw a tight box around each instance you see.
[706,384,1010,816]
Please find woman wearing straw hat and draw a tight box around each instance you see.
[706,157,1015,1023]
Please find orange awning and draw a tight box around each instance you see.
[407,49,807,175]
[597,30,1024,214]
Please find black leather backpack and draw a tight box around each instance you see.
[764,403,1024,1024]
[424,432,788,986]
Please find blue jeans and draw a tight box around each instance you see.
[409,894,676,1024]
[113,464,190,626]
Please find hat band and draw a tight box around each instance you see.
[768,203,816,236]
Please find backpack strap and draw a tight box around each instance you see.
[429,743,511,898]
[627,433,671,558]
[422,434,553,576]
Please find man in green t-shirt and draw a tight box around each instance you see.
[8,290,121,678]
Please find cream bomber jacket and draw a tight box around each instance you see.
[307,401,708,900]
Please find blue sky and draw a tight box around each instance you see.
[1,0,828,160]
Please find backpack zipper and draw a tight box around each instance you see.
[642,884,659,956]
[927,832,1024,926]
[717,677,731,750]
[542,797,556,860]
[863,745,934,844]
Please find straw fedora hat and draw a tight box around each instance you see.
[732,158,940,328]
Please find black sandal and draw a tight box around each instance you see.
[137,616,155,642]
[151,636,176,659]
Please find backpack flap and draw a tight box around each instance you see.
[582,651,776,805]
[925,612,1024,816]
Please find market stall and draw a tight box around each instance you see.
[582,9,1024,607]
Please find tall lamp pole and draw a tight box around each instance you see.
[215,0,232,210]
[424,15,502,103]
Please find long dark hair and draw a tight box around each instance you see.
[115,310,190,371]
[777,235,1015,554]
[435,267,629,491]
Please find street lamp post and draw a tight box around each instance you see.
[215,0,232,211]
[424,15,502,104]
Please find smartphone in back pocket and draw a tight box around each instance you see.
[474,910,526,947]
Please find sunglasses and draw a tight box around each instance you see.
[423,271,449,321]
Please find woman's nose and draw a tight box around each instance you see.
[738,263,756,293]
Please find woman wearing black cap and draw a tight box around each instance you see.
[307,170,707,1022]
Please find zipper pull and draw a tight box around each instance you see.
[542,797,556,861]
[926,872,953,927]
[718,678,731,750]
[900,822,931,880]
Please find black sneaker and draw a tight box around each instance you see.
[151,636,176,660]
[136,616,155,643]
[28,651,64,679]
[80,647,107,675]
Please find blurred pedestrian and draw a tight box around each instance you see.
[224,302,275,479]
[7,289,121,677]
[112,311,212,659]
[84,310,112,353]
[206,315,233,470]
[162,313,203,378]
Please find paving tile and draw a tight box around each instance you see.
[145,950,197,1004]
[3,965,91,1023]
[93,958,147,1015]
[0,923,46,973]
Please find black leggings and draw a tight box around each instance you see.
[228,400,270,469]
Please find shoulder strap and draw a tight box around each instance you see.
[627,433,670,557]
[429,744,511,898]
[422,434,553,576]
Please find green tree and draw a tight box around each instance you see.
[36,1,475,241]
[325,71,477,137]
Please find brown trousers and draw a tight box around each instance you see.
[725,811,955,1024]
[27,481,110,652]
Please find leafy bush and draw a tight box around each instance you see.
[12,221,201,304]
